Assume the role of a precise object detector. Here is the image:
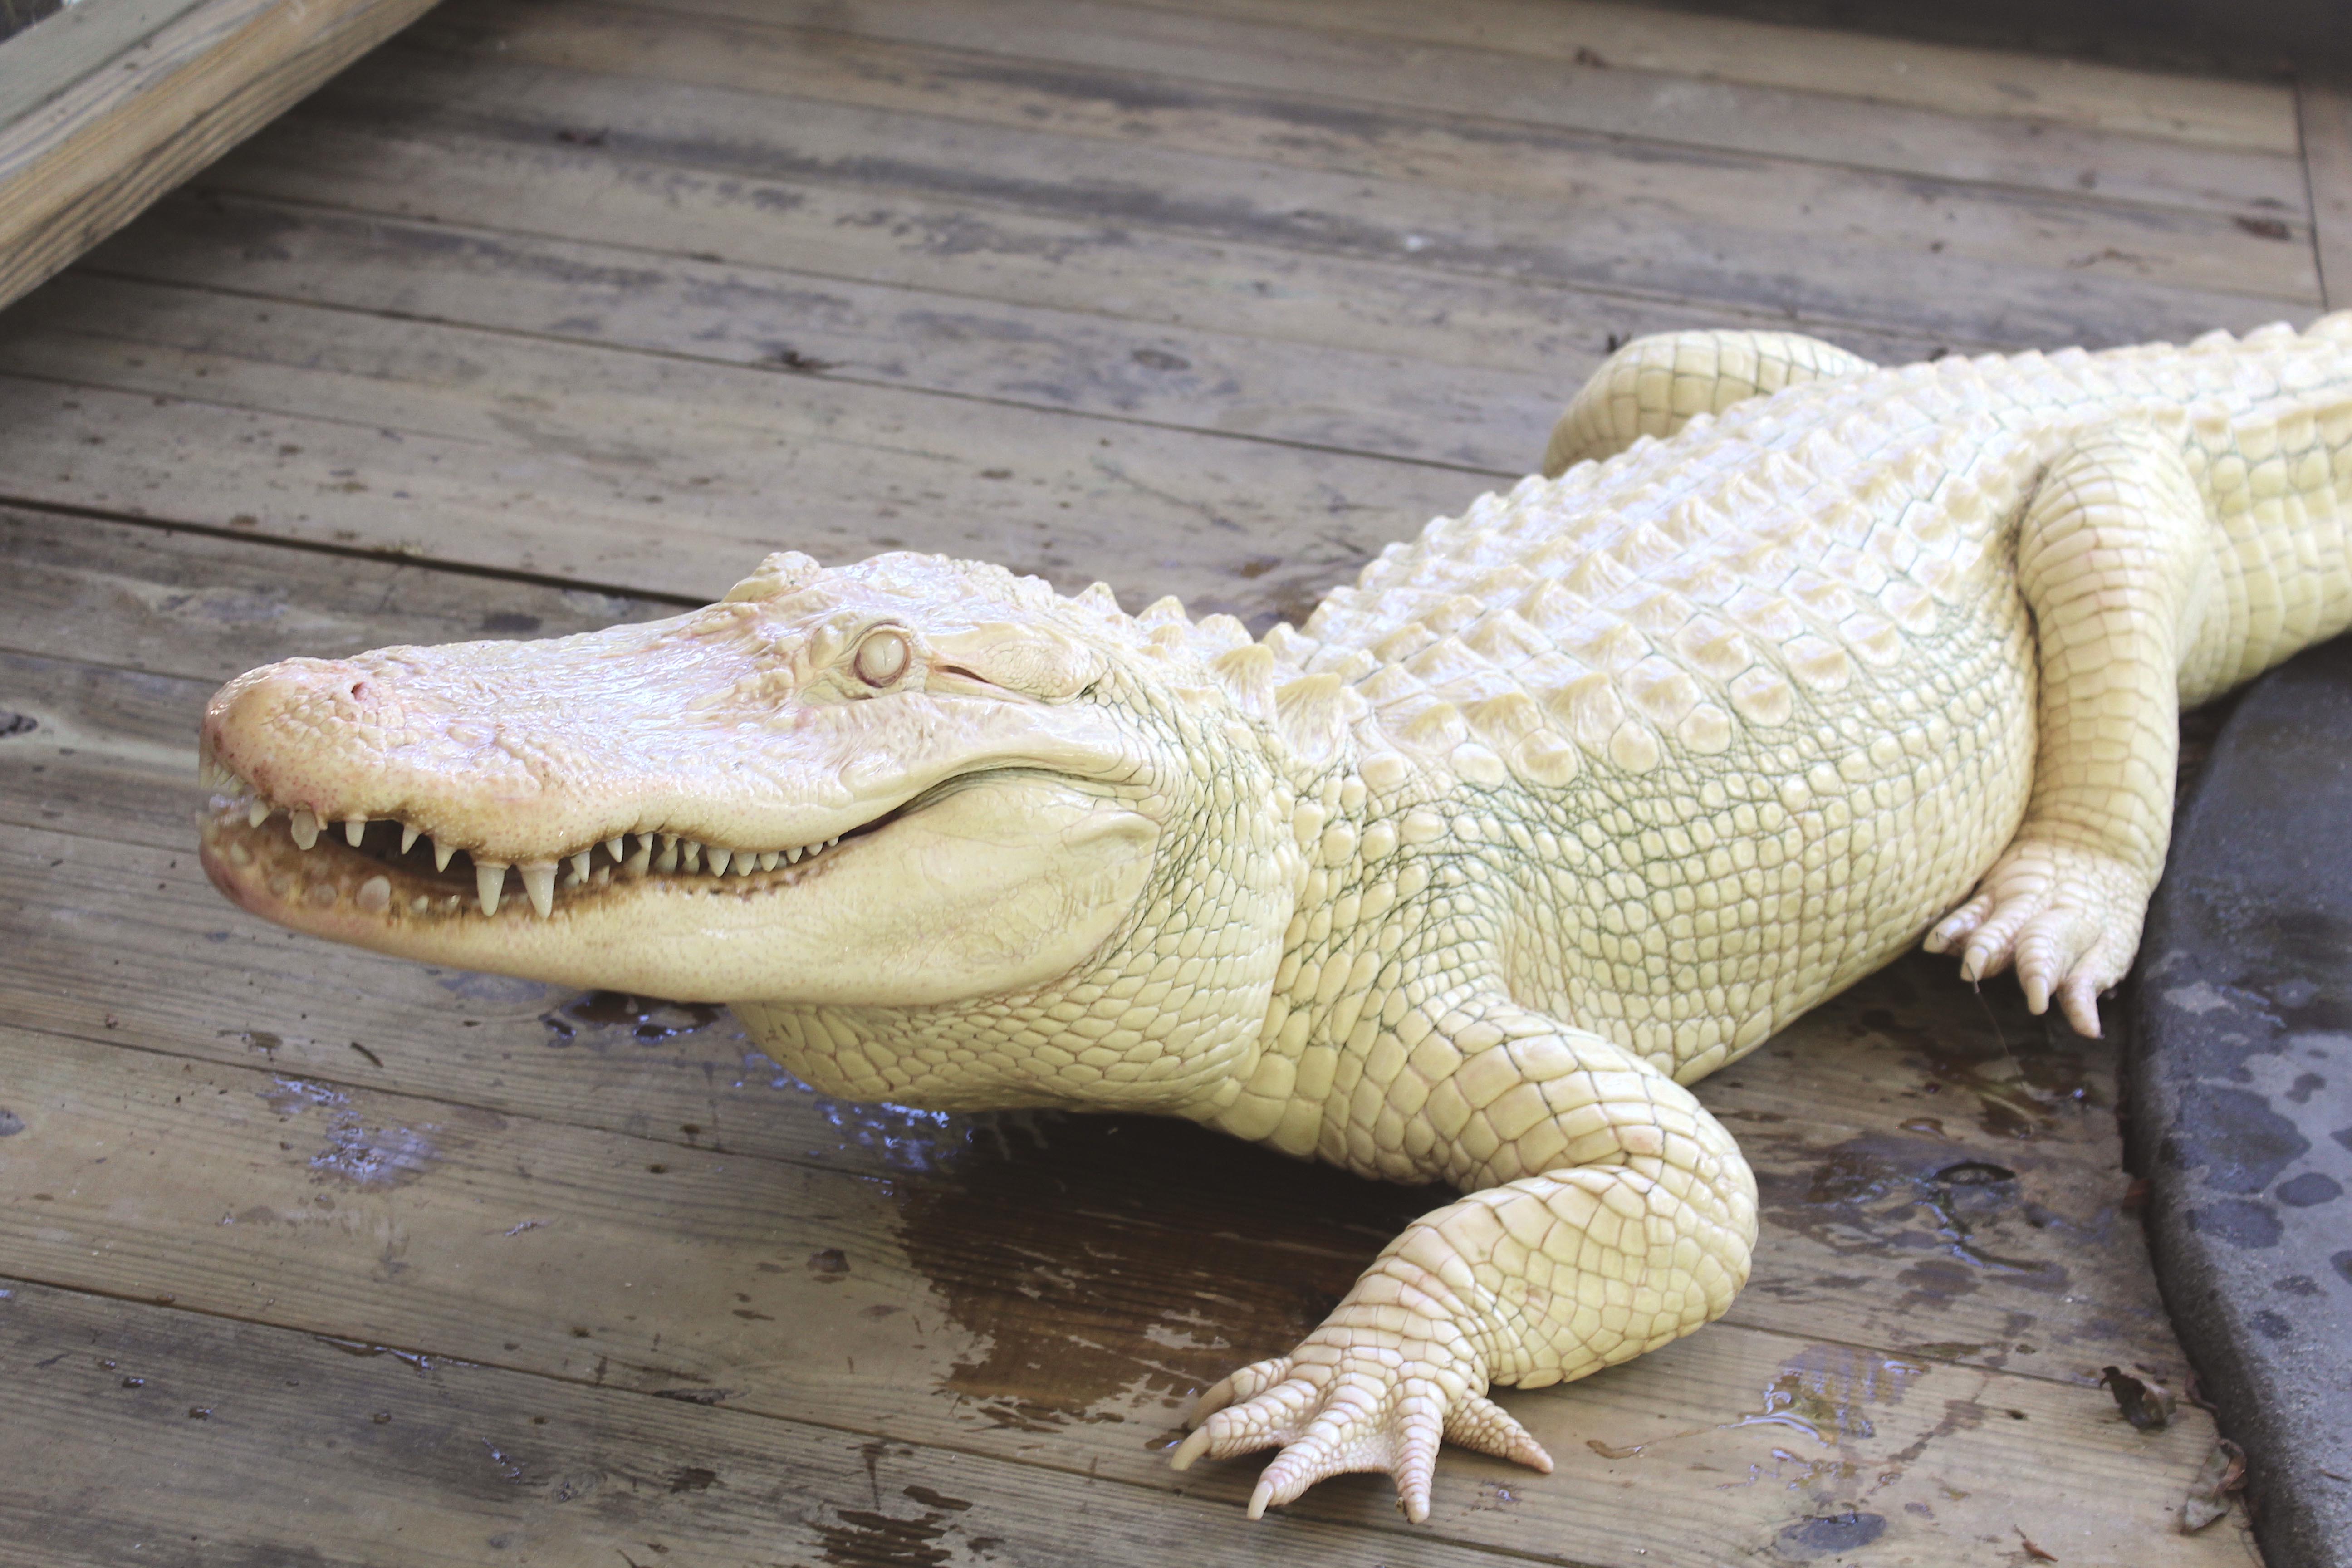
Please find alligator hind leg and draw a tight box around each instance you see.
[1172,992,1756,1520]
[1543,328,1876,475]
[1926,425,2215,1036]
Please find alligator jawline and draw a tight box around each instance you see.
[199,779,890,926]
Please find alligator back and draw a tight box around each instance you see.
[1269,320,2352,1078]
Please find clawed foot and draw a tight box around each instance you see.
[1924,838,2152,1037]
[1168,1335,1552,1522]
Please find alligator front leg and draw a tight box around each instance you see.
[1926,425,2217,1036]
[1172,994,1757,1520]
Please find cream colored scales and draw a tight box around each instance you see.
[198,317,2352,1521]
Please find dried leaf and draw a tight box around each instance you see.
[2181,1439,2246,1533]
[2100,1365,2175,1431]
[2016,1526,2059,1561]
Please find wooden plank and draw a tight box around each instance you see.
[0,0,214,127]
[470,0,2309,283]
[312,18,2319,344]
[0,1024,2259,1563]
[0,274,1485,625]
[94,190,1575,475]
[2304,80,2352,310]
[0,506,683,685]
[184,114,1964,370]
[635,0,2308,218]
[0,1281,1511,1568]
[0,0,441,313]
[1136,0,2297,152]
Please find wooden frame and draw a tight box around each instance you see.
[0,0,438,314]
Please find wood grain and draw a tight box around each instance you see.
[0,1281,1517,1568]
[2304,80,2352,310]
[0,272,1490,623]
[638,0,2308,217]
[299,28,2318,345]
[83,189,1620,476]
[187,113,1964,366]
[0,0,441,313]
[1137,0,2298,151]
[408,0,2311,302]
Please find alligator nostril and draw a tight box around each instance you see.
[348,681,368,700]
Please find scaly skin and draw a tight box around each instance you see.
[198,315,2352,1522]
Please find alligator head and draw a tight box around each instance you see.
[198,550,1308,1112]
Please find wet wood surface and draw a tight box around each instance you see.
[0,0,2315,1561]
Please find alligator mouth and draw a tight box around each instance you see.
[196,760,878,927]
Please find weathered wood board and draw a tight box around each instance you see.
[0,0,441,311]
[0,0,2308,1559]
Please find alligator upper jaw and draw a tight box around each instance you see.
[197,764,1165,1005]
[197,758,863,922]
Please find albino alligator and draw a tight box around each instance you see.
[199,317,2352,1522]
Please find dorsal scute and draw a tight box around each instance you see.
[1190,613,1253,655]
[1209,642,1279,721]
[1517,578,1589,632]
[1273,671,1365,764]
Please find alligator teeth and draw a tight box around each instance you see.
[216,770,851,912]
[475,860,507,916]
[520,861,557,919]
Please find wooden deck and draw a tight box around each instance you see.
[2,3,2345,1562]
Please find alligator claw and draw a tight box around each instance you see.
[1173,1338,1551,1523]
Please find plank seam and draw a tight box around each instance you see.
[56,258,1527,481]
[0,490,706,608]
[283,63,2324,345]
[585,0,2306,228]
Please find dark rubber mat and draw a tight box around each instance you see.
[2134,634,2352,1568]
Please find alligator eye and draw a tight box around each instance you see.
[853,628,911,688]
